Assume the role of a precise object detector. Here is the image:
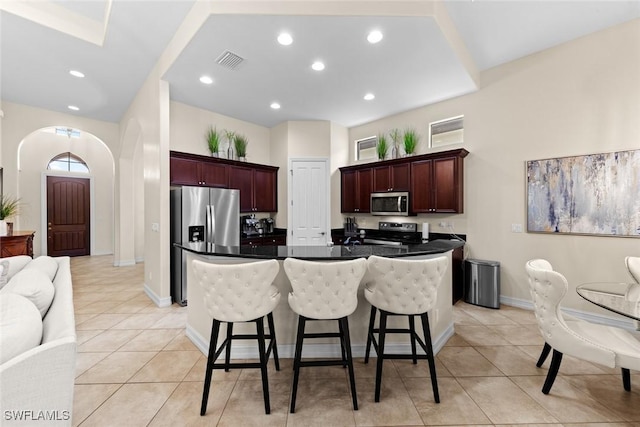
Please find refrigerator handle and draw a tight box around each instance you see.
[207,204,216,243]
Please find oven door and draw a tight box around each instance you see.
[370,192,410,216]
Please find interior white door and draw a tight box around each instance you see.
[290,159,329,246]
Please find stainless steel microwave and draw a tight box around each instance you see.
[370,192,410,216]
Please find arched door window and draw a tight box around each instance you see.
[47,152,89,173]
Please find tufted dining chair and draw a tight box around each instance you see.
[526,259,640,394]
[626,256,640,283]
[364,255,448,403]
[283,257,367,413]
[192,259,281,415]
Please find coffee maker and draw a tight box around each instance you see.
[260,218,274,234]
[241,215,261,236]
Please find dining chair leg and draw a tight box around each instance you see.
[290,316,306,413]
[267,312,280,371]
[542,349,563,395]
[420,312,439,403]
[622,368,631,391]
[201,319,221,416]
[364,306,376,364]
[224,322,233,372]
[374,311,388,402]
[408,315,418,364]
[255,317,271,414]
[340,316,358,410]
[536,342,551,368]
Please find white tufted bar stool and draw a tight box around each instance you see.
[192,259,281,415]
[284,257,367,413]
[364,255,448,403]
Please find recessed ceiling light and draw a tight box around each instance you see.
[311,61,325,71]
[364,93,375,101]
[277,33,293,46]
[68,105,79,111]
[199,75,213,85]
[69,70,85,78]
[270,102,281,110]
[367,30,383,44]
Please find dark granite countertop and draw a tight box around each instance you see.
[175,239,464,260]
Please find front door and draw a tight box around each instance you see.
[290,159,329,246]
[47,176,90,256]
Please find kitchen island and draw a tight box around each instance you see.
[177,240,464,360]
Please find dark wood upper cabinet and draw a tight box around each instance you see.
[341,149,468,215]
[170,153,228,187]
[170,151,278,213]
[411,154,466,213]
[341,168,372,213]
[229,165,278,213]
[372,163,410,192]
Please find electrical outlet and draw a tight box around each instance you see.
[151,222,159,232]
[439,221,451,228]
[511,223,523,233]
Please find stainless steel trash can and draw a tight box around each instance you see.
[464,259,500,309]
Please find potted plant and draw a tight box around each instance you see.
[206,126,221,157]
[376,134,388,160]
[223,129,236,159]
[233,133,248,161]
[0,194,20,236]
[403,128,420,156]
[389,128,401,159]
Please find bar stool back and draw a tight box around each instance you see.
[192,259,281,415]
[284,257,367,413]
[364,255,448,402]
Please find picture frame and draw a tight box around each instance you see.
[526,149,640,237]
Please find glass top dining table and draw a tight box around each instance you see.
[577,282,640,321]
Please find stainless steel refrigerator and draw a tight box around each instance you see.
[170,186,240,306]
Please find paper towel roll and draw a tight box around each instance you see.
[422,223,429,241]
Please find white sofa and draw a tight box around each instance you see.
[0,256,76,426]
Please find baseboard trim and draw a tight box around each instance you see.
[500,295,635,330]
[186,320,455,359]
[144,283,172,308]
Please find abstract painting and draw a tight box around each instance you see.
[527,149,640,237]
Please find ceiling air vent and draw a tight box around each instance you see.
[215,50,244,70]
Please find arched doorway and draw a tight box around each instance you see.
[16,126,114,256]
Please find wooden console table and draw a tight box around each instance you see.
[0,230,35,258]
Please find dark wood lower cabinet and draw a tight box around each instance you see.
[241,235,287,246]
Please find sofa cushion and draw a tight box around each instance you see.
[0,293,43,364]
[0,260,8,289]
[23,255,59,281]
[1,269,55,317]
[3,255,32,281]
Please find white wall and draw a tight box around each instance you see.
[169,101,271,163]
[348,19,640,314]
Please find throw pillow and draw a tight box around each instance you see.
[1,269,55,317]
[4,255,32,281]
[0,293,43,364]
[0,260,8,289]
[23,256,59,281]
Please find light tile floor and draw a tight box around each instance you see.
[71,255,640,426]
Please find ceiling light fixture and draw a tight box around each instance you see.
[311,61,325,71]
[277,33,293,46]
[364,93,375,101]
[68,105,79,111]
[69,70,85,78]
[270,102,281,110]
[367,30,383,44]
[199,75,213,85]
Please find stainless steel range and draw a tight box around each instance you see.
[363,222,420,246]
